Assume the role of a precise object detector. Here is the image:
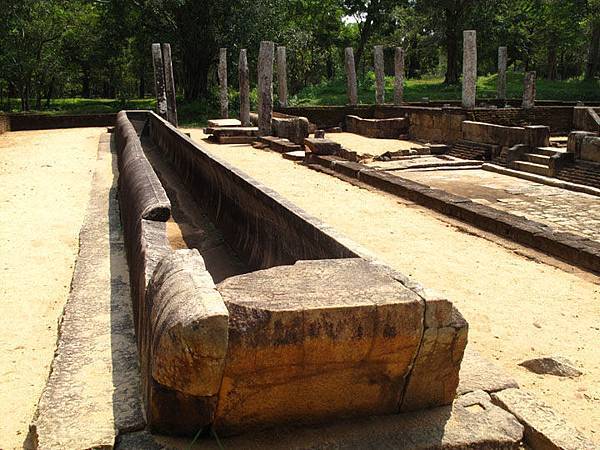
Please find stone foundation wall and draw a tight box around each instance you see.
[8,113,116,131]
[467,107,573,133]
[573,107,600,132]
[345,115,408,139]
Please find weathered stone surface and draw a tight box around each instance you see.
[498,46,508,101]
[462,120,526,147]
[207,118,241,128]
[346,115,408,139]
[525,125,550,148]
[567,130,597,158]
[258,41,275,135]
[276,46,288,107]
[218,48,228,119]
[458,347,519,395]
[374,45,385,105]
[214,258,425,435]
[519,356,583,377]
[272,115,309,144]
[143,249,229,434]
[492,388,596,450]
[162,43,178,127]
[522,71,536,109]
[152,43,168,118]
[239,49,251,126]
[580,135,600,163]
[462,30,477,108]
[209,126,259,137]
[394,47,405,105]
[345,47,358,105]
[304,137,341,155]
[401,288,468,411]
[119,390,523,449]
[29,134,145,449]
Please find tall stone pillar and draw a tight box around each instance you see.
[161,43,178,127]
[374,45,385,105]
[276,46,288,108]
[257,41,275,135]
[151,43,167,119]
[462,30,477,109]
[238,49,250,126]
[345,48,358,106]
[522,71,536,109]
[218,48,228,119]
[394,47,405,105]
[497,46,508,102]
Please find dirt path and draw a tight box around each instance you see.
[186,129,600,443]
[0,128,102,449]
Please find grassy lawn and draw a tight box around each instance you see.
[1,72,598,127]
[291,72,600,105]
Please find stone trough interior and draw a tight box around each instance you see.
[115,110,469,438]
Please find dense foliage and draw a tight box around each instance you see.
[0,0,599,111]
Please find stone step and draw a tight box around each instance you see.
[206,126,260,137]
[207,118,242,128]
[524,153,551,165]
[282,150,306,161]
[513,161,553,177]
[532,146,568,157]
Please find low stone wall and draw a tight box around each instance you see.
[345,115,408,139]
[462,121,550,148]
[0,113,9,134]
[114,111,171,334]
[115,110,468,437]
[467,107,573,133]
[149,112,360,269]
[573,107,600,132]
[8,113,116,131]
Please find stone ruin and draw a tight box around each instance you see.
[115,110,469,436]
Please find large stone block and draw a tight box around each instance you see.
[214,258,426,435]
[580,135,600,163]
[143,250,229,434]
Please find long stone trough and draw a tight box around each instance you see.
[115,110,469,437]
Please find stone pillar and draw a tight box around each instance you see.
[497,46,507,102]
[276,46,288,108]
[345,48,358,106]
[218,48,228,119]
[238,49,250,127]
[257,41,275,135]
[462,30,477,109]
[161,43,178,127]
[394,47,405,105]
[374,45,385,105]
[151,43,167,119]
[522,71,536,109]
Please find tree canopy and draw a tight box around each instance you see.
[0,0,599,110]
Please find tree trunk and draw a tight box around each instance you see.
[547,44,557,80]
[82,66,91,98]
[444,16,460,84]
[586,22,600,79]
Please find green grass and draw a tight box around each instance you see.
[1,72,598,127]
[291,71,600,105]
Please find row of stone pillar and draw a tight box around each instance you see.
[461,31,536,109]
[217,42,288,132]
[151,43,178,126]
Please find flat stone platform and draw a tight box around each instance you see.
[398,167,600,242]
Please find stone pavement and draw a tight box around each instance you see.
[396,168,600,242]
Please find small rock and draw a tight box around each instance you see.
[519,356,582,377]
[314,129,325,139]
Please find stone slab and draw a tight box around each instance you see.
[492,388,596,450]
[283,150,306,161]
[207,118,241,127]
[216,135,256,144]
[117,390,523,449]
[458,346,519,395]
[214,258,426,435]
[209,126,259,137]
[304,137,341,155]
[28,134,145,449]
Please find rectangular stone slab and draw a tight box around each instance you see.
[304,137,341,155]
[214,258,425,435]
[208,118,242,127]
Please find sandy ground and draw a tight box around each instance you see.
[186,129,600,443]
[0,128,102,449]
